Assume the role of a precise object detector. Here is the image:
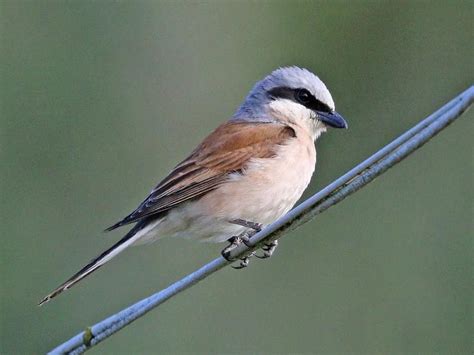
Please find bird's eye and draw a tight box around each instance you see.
[295,89,312,105]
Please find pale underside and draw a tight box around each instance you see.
[137,138,315,243]
[134,117,317,244]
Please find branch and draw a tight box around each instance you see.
[49,86,474,354]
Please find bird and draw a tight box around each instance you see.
[39,66,348,305]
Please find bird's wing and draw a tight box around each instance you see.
[106,121,296,231]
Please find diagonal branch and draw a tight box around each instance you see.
[49,86,474,355]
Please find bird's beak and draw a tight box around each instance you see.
[316,111,348,129]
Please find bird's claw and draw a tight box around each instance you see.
[222,219,268,269]
[221,234,252,261]
[255,240,279,259]
[231,253,255,269]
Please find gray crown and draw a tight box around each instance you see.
[233,66,335,122]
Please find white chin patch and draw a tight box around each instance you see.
[310,118,327,139]
[269,99,312,122]
[268,99,328,140]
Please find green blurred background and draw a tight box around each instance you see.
[1,1,473,354]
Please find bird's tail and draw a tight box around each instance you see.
[38,221,147,306]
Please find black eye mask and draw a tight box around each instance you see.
[268,87,332,113]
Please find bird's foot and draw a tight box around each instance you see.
[222,219,265,269]
[229,219,277,260]
[221,231,256,269]
[221,234,252,260]
[255,240,279,259]
[231,254,255,269]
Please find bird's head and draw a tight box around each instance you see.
[233,66,348,139]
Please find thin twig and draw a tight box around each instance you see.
[49,86,473,354]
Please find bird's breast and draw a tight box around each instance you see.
[135,130,318,244]
[197,132,316,234]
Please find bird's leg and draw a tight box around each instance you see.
[221,233,251,260]
[221,219,263,269]
[222,219,271,268]
[229,218,263,234]
[221,232,255,269]
[229,218,278,260]
[255,240,279,259]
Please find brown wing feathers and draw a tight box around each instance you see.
[106,122,295,231]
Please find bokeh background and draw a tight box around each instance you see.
[1,1,473,354]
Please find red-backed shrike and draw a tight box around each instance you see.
[39,66,347,305]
